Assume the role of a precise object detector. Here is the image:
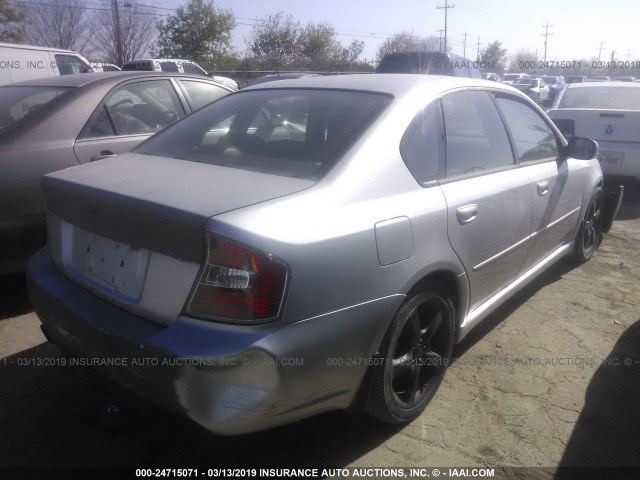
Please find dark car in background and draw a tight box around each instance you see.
[0,72,233,274]
[376,51,481,78]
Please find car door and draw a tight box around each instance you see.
[73,79,187,163]
[494,94,584,271]
[438,90,534,311]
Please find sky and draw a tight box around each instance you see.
[157,0,638,64]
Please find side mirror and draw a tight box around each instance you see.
[562,137,598,160]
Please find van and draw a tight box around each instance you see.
[121,58,238,90]
[0,42,93,85]
[376,51,482,78]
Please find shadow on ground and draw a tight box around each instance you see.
[554,319,640,477]
[0,274,32,321]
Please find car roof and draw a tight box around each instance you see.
[0,42,78,54]
[3,71,224,88]
[241,73,515,99]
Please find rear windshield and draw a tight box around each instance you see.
[0,86,69,134]
[135,89,391,180]
[558,86,640,110]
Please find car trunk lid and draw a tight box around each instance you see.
[42,153,315,264]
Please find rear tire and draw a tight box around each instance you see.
[367,284,455,424]
[571,187,604,263]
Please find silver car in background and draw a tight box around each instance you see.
[28,75,621,435]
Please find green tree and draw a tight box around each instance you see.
[376,31,440,62]
[479,40,508,74]
[509,49,538,73]
[298,22,341,70]
[157,0,235,70]
[247,11,301,71]
[0,0,25,43]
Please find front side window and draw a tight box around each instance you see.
[180,80,230,110]
[54,54,92,74]
[135,89,391,180]
[496,96,558,162]
[441,90,514,177]
[80,80,185,138]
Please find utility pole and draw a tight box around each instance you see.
[436,0,455,53]
[462,32,468,57]
[541,22,553,64]
[476,35,480,61]
[113,0,123,66]
[626,49,632,61]
[437,29,444,52]
[597,41,606,61]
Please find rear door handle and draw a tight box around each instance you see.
[537,181,550,196]
[456,204,478,224]
[90,150,117,162]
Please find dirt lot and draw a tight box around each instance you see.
[1,181,639,476]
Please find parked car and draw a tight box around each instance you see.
[247,72,323,87]
[481,72,500,81]
[90,62,121,72]
[540,75,567,103]
[588,76,611,82]
[121,59,238,91]
[512,77,550,104]
[565,76,586,84]
[28,74,621,436]
[500,72,529,85]
[548,81,640,180]
[376,51,481,78]
[0,42,93,85]
[612,76,636,82]
[0,72,233,274]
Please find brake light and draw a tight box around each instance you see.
[186,233,287,322]
[552,119,575,139]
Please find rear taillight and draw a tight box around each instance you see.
[551,118,575,139]
[186,233,287,322]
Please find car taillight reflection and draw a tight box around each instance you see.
[186,233,287,322]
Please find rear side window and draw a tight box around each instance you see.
[400,101,444,183]
[442,91,514,177]
[135,89,392,180]
[182,62,207,75]
[180,80,229,110]
[496,97,558,162]
[0,86,69,133]
[159,61,179,72]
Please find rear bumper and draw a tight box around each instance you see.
[27,249,401,435]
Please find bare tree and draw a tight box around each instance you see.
[25,0,91,51]
[91,1,156,66]
[376,31,440,62]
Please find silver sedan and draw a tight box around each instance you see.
[28,74,620,435]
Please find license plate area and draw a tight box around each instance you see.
[598,151,624,168]
[67,226,150,303]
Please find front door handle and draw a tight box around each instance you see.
[537,181,550,196]
[457,204,478,224]
[90,150,117,162]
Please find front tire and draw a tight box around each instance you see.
[571,187,604,262]
[367,285,455,424]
